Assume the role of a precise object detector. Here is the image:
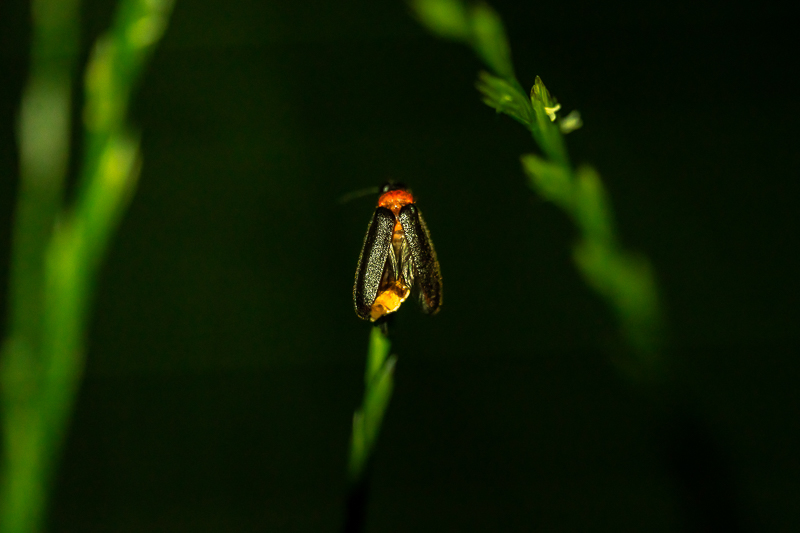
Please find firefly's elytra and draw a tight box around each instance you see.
[353,182,442,322]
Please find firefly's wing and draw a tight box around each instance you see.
[353,207,395,320]
[398,204,442,314]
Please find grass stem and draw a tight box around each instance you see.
[0,2,174,531]
[413,0,665,382]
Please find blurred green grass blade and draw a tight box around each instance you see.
[529,76,568,165]
[414,0,666,381]
[521,153,574,212]
[1,1,80,531]
[410,0,471,40]
[40,133,142,438]
[7,0,79,371]
[0,342,47,533]
[476,71,533,128]
[413,0,518,84]
[573,241,662,363]
[573,165,614,246]
[469,2,515,80]
[414,0,566,165]
[1,1,174,532]
[79,0,174,197]
[349,327,395,483]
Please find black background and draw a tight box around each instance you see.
[1,0,798,531]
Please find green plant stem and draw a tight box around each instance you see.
[0,2,174,532]
[348,326,396,484]
[413,0,665,382]
[1,2,80,531]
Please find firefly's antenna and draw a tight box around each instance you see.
[338,185,380,205]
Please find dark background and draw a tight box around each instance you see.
[1,0,798,531]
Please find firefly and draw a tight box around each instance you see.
[353,182,442,322]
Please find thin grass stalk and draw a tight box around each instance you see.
[343,326,395,532]
[412,0,665,382]
[0,2,175,531]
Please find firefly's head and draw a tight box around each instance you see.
[377,181,415,214]
[379,181,410,195]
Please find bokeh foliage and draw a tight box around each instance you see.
[0,1,174,531]
[412,0,664,381]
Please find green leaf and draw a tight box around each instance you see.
[410,0,470,40]
[530,75,558,111]
[476,71,533,127]
[527,76,568,165]
[1,1,174,531]
[573,165,614,246]
[469,2,515,80]
[520,153,573,211]
[412,0,666,384]
[573,241,661,362]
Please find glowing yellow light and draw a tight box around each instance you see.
[369,282,411,321]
